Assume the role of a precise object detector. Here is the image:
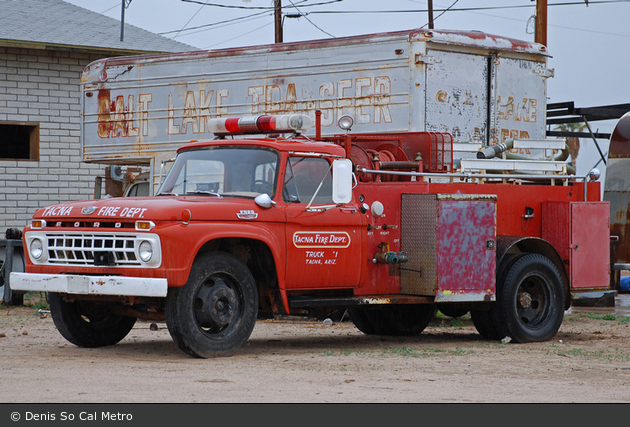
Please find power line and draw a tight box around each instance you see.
[420,0,460,29]
[180,0,343,10]
[163,0,630,43]
[203,20,275,49]
[173,0,210,40]
[164,0,336,37]
[286,0,335,38]
[286,0,630,14]
[159,10,270,35]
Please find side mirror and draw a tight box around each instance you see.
[332,159,353,204]
[254,193,276,209]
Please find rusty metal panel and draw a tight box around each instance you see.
[81,38,413,166]
[409,29,548,56]
[489,56,549,146]
[424,50,490,144]
[80,28,550,190]
[401,194,497,300]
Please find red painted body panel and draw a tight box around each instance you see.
[283,205,365,290]
[353,181,428,296]
[25,198,288,288]
[427,181,601,238]
[542,201,610,291]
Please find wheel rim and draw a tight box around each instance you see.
[193,275,242,337]
[514,273,553,329]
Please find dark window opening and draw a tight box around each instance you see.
[0,122,39,160]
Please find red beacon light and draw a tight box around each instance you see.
[207,114,313,136]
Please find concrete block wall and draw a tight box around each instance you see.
[0,47,110,236]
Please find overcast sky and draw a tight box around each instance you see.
[64,0,630,177]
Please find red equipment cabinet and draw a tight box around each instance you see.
[542,201,611,290]
[400,193,497,301]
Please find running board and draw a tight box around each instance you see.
[289,294,435,309]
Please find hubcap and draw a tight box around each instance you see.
[516,276,548,326]
[194,277,239,333]
[518,292,533,309]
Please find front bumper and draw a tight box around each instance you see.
[9,272,168,297]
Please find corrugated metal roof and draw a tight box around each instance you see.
[0,0,197,54]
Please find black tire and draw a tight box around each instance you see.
[472,253,525,341]
[165,251,258,358]
[438,304,469,318]
[348,307,387,335]
[349,304,436,336]
[48,292,136,347]
[471,309,503,340]
[495,253,565,343]
[381,305,437,336]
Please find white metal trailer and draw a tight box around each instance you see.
[81,28,552,194]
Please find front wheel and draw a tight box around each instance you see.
[166,252,258,358]
[495,253,565,343]
[48,292,136,347]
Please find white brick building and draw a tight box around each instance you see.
[0,0,194,235]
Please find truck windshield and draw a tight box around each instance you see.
[157,147,279,198]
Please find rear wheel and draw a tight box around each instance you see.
[471,309,503,340]
[438,304,469,318]
[349,304,436,336]
[166,252,258,358]
[347,307,387,335]
[381,305,436,336]
[495,253,565,343]
[472,253,523,341]
[48,292,136,347]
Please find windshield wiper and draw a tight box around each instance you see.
[185,190,222,198]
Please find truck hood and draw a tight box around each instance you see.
[33,196,279,223]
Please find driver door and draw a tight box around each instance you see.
[282,156,364,290]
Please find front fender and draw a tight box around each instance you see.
[158,221,286,287]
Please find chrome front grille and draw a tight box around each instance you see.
[46,233,140,266]
[26,230,162,268]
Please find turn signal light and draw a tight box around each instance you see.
[31,219,47,229]
[135,220,156,231]
[182,209,192,225]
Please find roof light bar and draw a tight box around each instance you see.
[207,114,313,136]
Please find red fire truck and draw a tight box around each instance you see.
[11,112,612,358]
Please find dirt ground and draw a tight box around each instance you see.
[1,293,630,404]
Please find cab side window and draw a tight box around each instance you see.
[283,157,333,204]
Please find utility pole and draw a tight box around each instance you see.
[275,0,283,43]
[120,0,126,42]
[535,0,547,46]
[427,0,434,29]
[120,0,132,42]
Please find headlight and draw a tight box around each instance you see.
[138,240,153,262]
[30,238,44,260]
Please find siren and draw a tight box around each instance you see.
[207,114,313,136]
